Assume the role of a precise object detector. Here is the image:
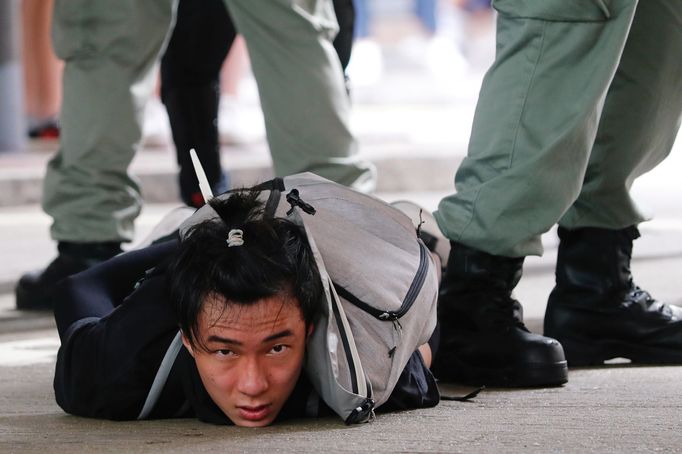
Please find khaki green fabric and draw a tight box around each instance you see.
[225,0,376,193]
[435,0,682,257]
[45,0,376,243]
[560,0,682,231]
[45,0,176,243]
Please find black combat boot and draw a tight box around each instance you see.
[433,241,568,387]
[544,226,682,366]
[15,241,122,310]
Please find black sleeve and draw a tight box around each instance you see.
[53,240,179,336]
[377,350,440,413]
[53,240,185,420]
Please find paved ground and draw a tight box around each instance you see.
[2,20,682,452]
[2,339,681,453]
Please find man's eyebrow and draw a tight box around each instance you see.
[205,330,294,346]
[263,329,294,343]
[206,335,242,346]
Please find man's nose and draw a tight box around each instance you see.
[237,356,269,397]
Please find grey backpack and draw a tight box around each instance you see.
[139,172,439,424]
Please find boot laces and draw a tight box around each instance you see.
[624,281,672,317]
[487,293,529,332]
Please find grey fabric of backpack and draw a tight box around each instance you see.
[142,172,439,424]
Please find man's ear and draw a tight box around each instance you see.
[181,331,195,357]
[306,324,315,339]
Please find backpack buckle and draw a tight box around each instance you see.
[344,398,375,425]
[286,189,316,216]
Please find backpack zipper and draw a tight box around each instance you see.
[330,286,362,396]
[333,241,429,359]
[333,240,430,321]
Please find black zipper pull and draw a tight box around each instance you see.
[387,316,402,358]
[286,189,316,216]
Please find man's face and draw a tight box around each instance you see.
[182,293,309,427]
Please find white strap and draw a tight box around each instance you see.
[290,207,369,399]
[327,276,368,398]
[190,148,214,203]
[137,331,183,420]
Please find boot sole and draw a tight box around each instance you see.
[437,357,568,388]
[560,335,682,367]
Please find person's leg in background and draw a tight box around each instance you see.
[346,0,383,87]
[15,0,177,310]
[218,36,253,146]
[203,20,353,149]
[224,0,376,192]
[545,0,682,365]
[161,0,233,208]
[415,0,437,35]
[332,0,355,91]
[21,0,62,139]
[351,0,370,40]
[432,0,638,386]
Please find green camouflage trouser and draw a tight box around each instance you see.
[435,0,682,257]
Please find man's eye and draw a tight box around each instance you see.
[269,344,289,355]
[215,349,235,357]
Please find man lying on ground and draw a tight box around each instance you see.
[52,190,440,426]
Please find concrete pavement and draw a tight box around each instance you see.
[2,325,682,453]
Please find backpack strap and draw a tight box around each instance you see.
[137,331,183,420]
[250,176,285,193]
[247,176,285,218]
[290,208,375,423]
[262,177,285,219]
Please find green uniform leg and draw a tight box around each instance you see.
[544,0,682,368]
[560,0,682,229]
[434,0,638,257]
[224,0,377,193]
[44,0,176,243]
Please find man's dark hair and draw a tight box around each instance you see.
[167,190,323,350]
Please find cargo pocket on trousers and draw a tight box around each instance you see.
[52,0,102,60]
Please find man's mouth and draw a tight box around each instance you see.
[237,404,272,422]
